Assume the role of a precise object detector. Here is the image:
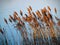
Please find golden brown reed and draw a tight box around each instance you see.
[20,10,23,16]
[9,18,12,23]
[4,6,59,45]
[54,8,57,13]
[47,6,51,11]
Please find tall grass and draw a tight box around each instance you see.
[1,6,60,45]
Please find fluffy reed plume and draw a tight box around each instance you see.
[27,8,31,15]
[13,13,17,20]
[54,8,57,13]
[41,9,46,15]
[47,12,52,20]
[14,11,18,16]
[32,12,36,18]
[29,6,32,11]
[36,10,42,19]
[9,15,16,22]
[47,6,51,11]
[9,15,14,20]
[4,18,8,24]
[25,14,28,17]
[20,10,23,16]
[26,17,32,22]
[42,15,48,23]
[9,18,12,23]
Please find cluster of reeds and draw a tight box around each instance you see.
[3,6,60,45]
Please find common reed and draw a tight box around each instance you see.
[4,18,8,24]
[0,28,3,34]
[3,6,60,45]
[54,8,57,14]
[20,10,23,16]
